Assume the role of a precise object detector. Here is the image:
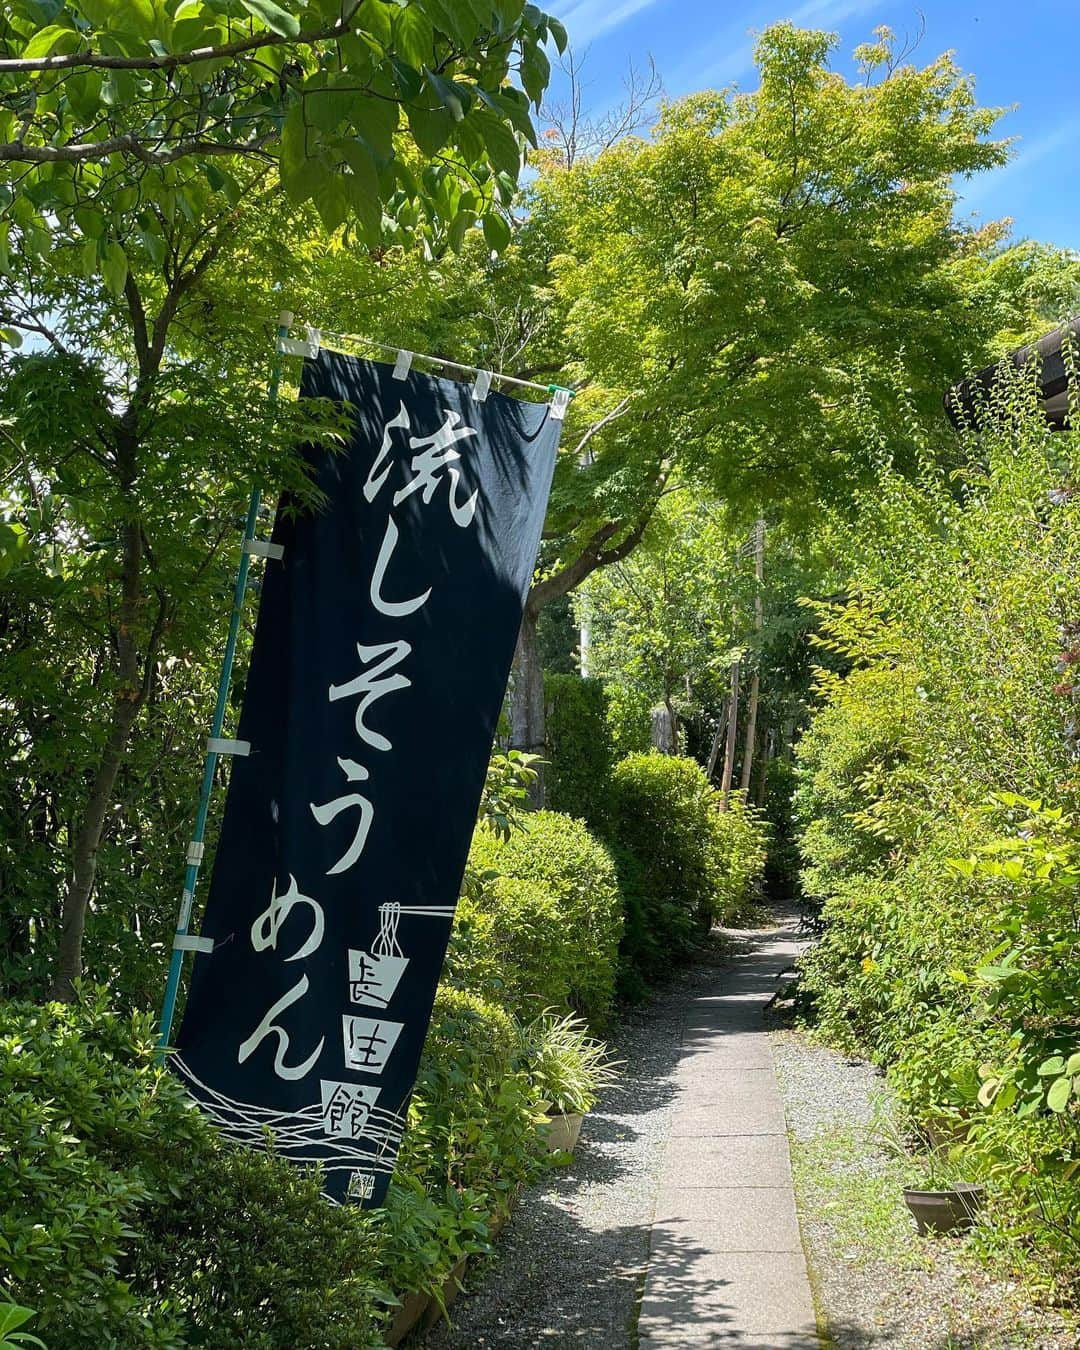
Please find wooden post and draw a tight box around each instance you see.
[719,652,740,811]
[706,698,729,780]
[739,518,765,794]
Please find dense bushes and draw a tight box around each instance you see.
[1,748,775,1344]
[793,401,1080,1277]
[543,674,613,828]
[608,752,767,987]
[0,988,552,1347]
[0,994,385,1347]
[466,811,623,1026]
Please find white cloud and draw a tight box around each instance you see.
[555,0,667,47]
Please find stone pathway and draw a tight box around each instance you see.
[429,908,818,1348]
[638,909,819,1347]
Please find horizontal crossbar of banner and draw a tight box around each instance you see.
[285,324,576,401]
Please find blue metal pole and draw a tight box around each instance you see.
[157,311,293,1050]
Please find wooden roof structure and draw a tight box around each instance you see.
[945,315,1080,431]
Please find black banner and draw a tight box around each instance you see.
[173,349,561,1205]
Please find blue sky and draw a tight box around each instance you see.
[547,0,1080,249]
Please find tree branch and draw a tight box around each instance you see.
[0,132,275,165]
[527,476,666,616]
[571,395,631,460]
[0,4,363,75]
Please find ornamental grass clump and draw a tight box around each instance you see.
[516,1011,621,1117]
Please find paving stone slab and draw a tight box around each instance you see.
[640,1331,821,1348]
[639,1249,817,1338]
[639,908,816,1346]
[659,1134,794,1189]
[674,1042,774,1073]
[652,1185,803,1251]
[676,1067,783,1108]
[669,1098,788,1137]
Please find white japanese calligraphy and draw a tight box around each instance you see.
[238,974,324,1080]
[363,403,411,503]
[310,757,375,875]
[362,401,480,529]
[393,411,479,528]
[251,873,324,962]
[370,516,431,618]
[329,641,412,752]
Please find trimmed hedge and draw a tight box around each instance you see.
[543,673,613,828]
[467,811,623,1027]
[609,752,767,987]
[0,994,383,1347]
[445,875,573,1017]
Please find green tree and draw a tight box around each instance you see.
[507,22,1016,774]
[0,4,562,999]
[0,0,564,277]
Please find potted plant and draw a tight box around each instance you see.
[902,1170,985,1236]
[881,1122,986,1235]
[517,1012,619,1155]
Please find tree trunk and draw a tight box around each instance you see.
[739,519,766,794]
[49,697,141,999]
[510,605,547,806]
[650,703,677,753]
[755,725,772,807]
[509,490,664,807]
[48,506,159,998]
[706,698,729,781]
[578,595,591,678]
[719,658,740,811]
[739,671,760,794]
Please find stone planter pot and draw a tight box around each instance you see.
[542,1110,584,1154]
[421,1257,468,1331]
[383,1289,429,1347]
[903,1182,985,1235]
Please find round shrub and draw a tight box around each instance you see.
[402,986,548,1213]
[468,812,623,1027]
[0,992,384,1348]
[445,875,575,1016]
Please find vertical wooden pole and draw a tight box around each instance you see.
[739,518,765,793]
[719,621,740,811]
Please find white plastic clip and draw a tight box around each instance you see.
[550,387,572,421]
[392,349,413,381]
[173,934,214,954]
[278,335,319,359]
[186,841,205,866]
[472,369,492,402]
[243,538,284,561]
[177,888,194,929]
[207,737,251,757]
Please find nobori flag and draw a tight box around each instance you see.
[173,349,562,1206]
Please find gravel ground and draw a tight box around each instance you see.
[771,1029,1077,1350]
[428,944,733,1349]
[429,920,1077,1350]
